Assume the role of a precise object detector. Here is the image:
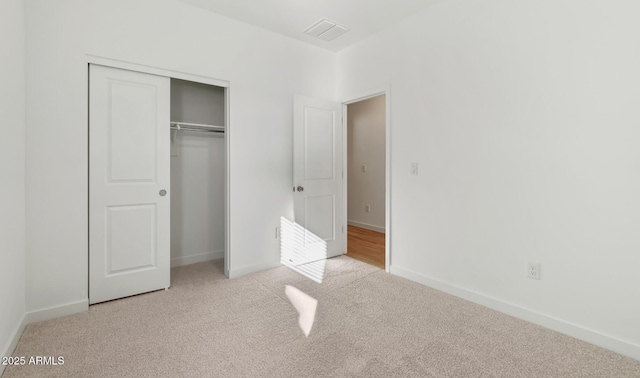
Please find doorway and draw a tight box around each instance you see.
[344,94,388,270]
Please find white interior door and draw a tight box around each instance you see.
[89,64,170,304]
[293,95,343,258]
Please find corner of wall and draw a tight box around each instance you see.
[0,315,27,376]
[0,0,28,371]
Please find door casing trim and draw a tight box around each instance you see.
[86,55,232,281]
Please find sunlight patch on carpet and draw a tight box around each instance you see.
[284,285,318,337]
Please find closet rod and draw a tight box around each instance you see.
[170,125,224,134]
[170,121,225,133]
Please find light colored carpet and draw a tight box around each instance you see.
[4,257,640,377]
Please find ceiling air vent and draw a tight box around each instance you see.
[304,18,349,41]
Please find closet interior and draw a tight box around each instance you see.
[170,78,226,272]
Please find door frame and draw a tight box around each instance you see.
[86,55,232,278]
[342,86,391,272]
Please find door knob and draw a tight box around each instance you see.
[159,189,167,196]
[296,186,304,192]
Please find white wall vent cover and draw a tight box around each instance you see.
[304,18,349,41]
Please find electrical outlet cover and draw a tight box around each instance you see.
[527,262,541,280]
[410,162,418,175]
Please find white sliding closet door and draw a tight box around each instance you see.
[89,64,170,304]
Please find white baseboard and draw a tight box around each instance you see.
[27,299,88,324]
[171,250,224,268]
[228,260,278,279]
[0,314,27,376]
[390,265,640,361]
[347,220,385,234]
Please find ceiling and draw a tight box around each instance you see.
[177,0,442,52]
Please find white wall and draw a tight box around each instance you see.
[347,95,386,232]
[170,79,225,266]
[25,0,336,318]
[170,133,225,266]
[0,0,27,368]
[338,0,640,359]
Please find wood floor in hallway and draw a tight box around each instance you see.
[346,225,385,269]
